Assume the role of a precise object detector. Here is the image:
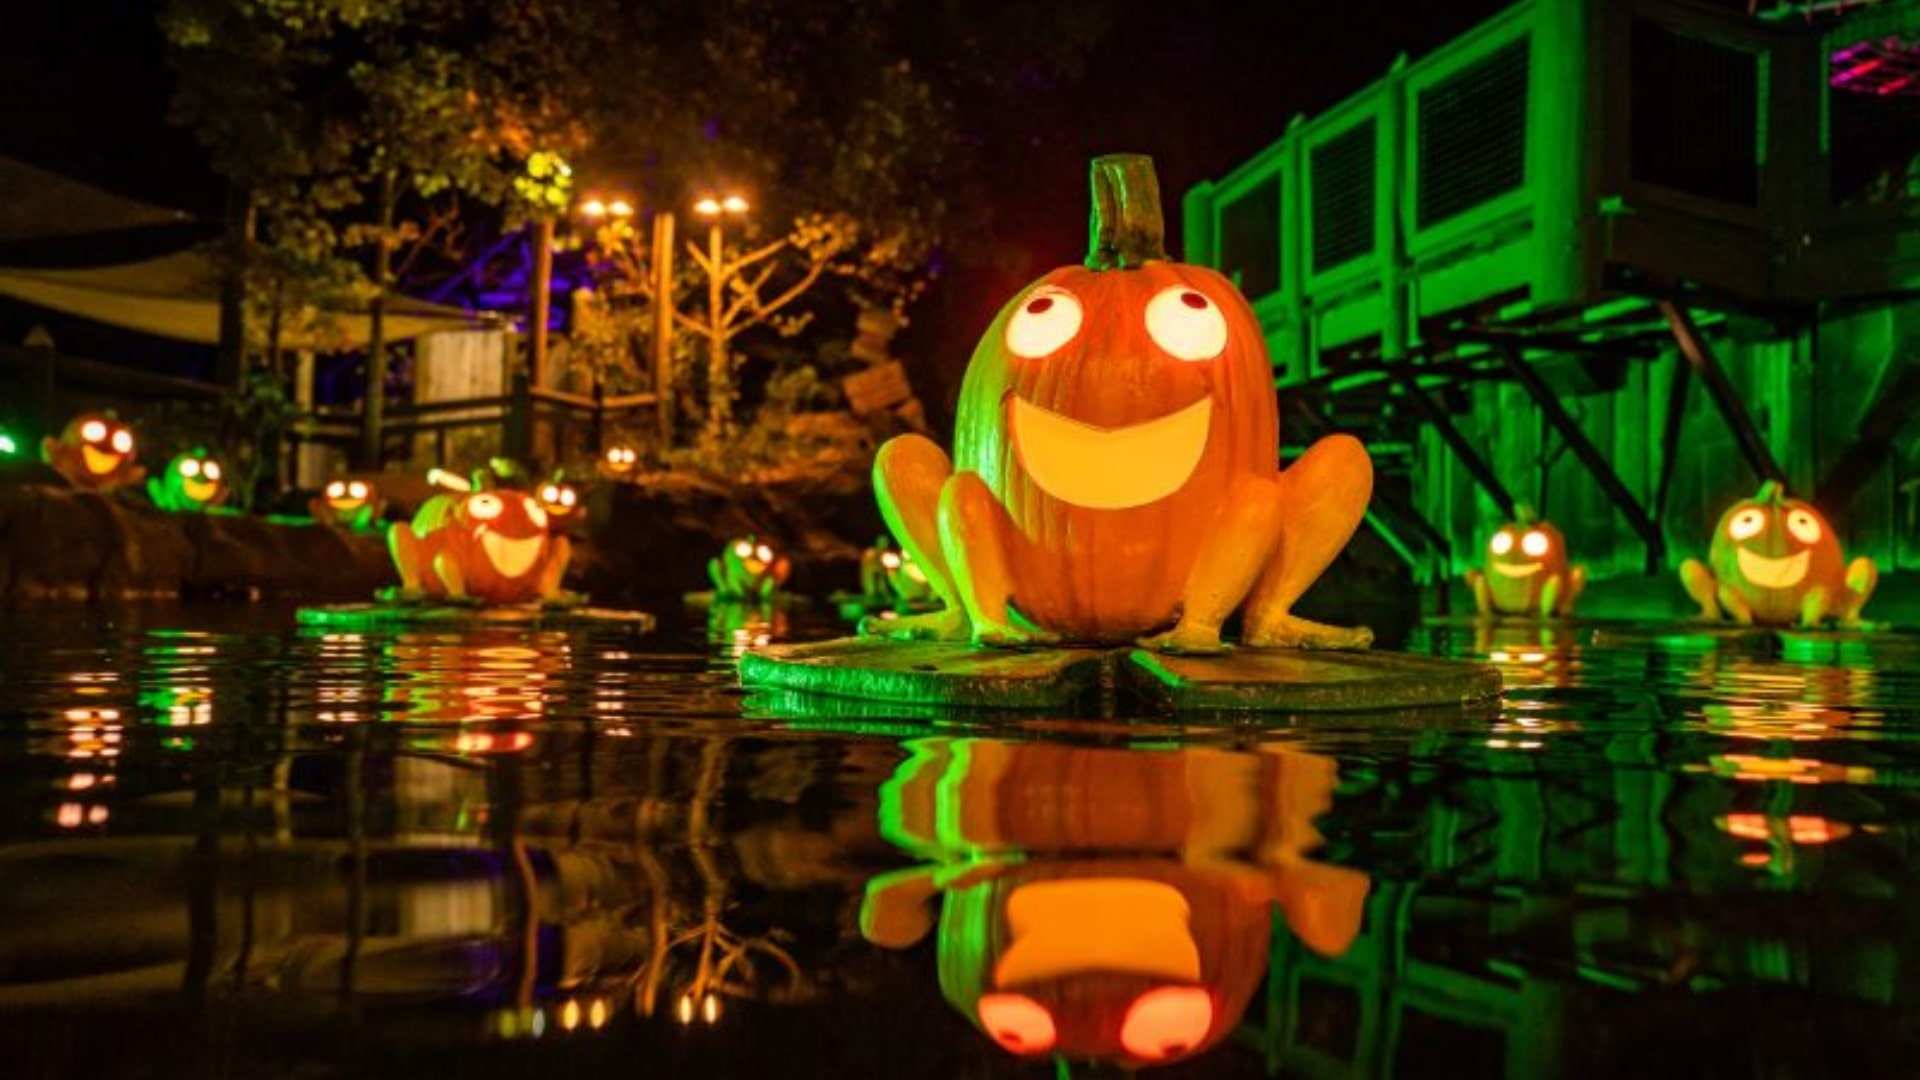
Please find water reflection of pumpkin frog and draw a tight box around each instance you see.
[859,738,1369,1068]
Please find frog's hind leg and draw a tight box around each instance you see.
[1679,559,1721,621]
[388,524,441,595]
[1465,569,1493,619]
[1242,434,1375,650]
[1841,556,1878,626]
[1559,565,1586,617]
[940,471,1052,648]
[869,435,968,641]
[538,536,572,601]
[1140,474,1285,654]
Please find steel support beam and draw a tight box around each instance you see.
[1818,358,1920,512]
[1658,301,1788,487]
[1651,361,1691,523]
[1392,368,1517,520]
[1495,342,1666,570]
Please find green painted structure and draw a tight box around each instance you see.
[1185,0,1920,611]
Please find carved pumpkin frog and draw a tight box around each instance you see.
[147,449,228,513]
[41,412,144,493]
[708,536,791,601]
[872,155,1372,651]
[858,536,935,608]
[388,482,572,604]
[1464,507,1585,618]
[310,478,384,531]
[860,739,1369,1069]
[1679,481,1876,627]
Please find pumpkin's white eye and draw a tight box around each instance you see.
[756,544,774,563]
[733,541,753,558]
[1522,530,1549,557]
[348,481,369,499]
[523,497,548,529]
[110,429,134,454]
[203,461,221,481]
[81,420,108,443]
[1005,286,1083,358]
[469,494,504,521]
[1728,507,1766,542]
[1145,285,1228,362]
[1489,530,1514,555]
[179,459,201,478]
[1787,508,1822,545]
[880,551,901,569]
[560,487,577,506]
[540,485,559,503]
[326,481,346,498]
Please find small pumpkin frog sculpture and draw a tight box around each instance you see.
[860,739,1369,1069]
[41,412,144,493]
[709,536,791,602]
[147,448,229,513]
[858,536,936,610]
[388,470,573,605]
[599,444,638,479]
[871,155,1372,651]
[1679,480,1876,627]
[1463,506,1585,619]
[535,471,587,537]
[310,477,384,532]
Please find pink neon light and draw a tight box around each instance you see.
[1878,72,1917,95]
[1837,57,1886,83]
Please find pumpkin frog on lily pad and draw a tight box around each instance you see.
[870,155,1373,652]
[42,412,144,493]
[1464,505,1584,619]
[710,536,791,602]
[1680,480,1876,627]
[387,470,574,605]
[147,448,229,513]
[310,477,384,531]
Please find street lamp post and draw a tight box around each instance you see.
[692,194,749,442]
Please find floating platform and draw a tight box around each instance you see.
[1591,621,1918,664]
[296,601,655,631]
[682,590,811,612]
[740,637,1501,714]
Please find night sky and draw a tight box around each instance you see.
[0,0,1511,404]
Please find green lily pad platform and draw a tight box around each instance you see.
[682,590,811,612]
[297,601,656,631]
[740,638,1501,714]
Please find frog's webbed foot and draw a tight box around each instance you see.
[1840,556,1879,625]
[1139,621,1229,655]
[860,606,969,642]
[972,619,1061,650]
[1244,614,1373,651]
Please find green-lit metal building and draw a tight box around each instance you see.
[1184,0,1920,614]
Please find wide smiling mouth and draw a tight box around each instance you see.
[1737,547,1810,589]
[330,497,366,511]
[1492,562,1542,578]
[480,530,545,578]
[182,478,219,501]
[81,446,122,474]
[1008,395,1212,510]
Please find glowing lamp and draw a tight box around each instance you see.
[0,431,16,455]
[607,198,634,218]
[580,197,607,219]
[870,154,1373,649]
[693,197,723,217]
[721,194,748,214]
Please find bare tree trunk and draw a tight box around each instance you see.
[702,222,731,447]
[652,211,676,446]
[530,216,554,389]
[359,171,397,468]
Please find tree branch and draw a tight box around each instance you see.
[722,263,778,326]
[725,238,788,278]
[737,258,828,329]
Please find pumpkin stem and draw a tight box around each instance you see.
[1513,502,1538,526]
[1085,154,1167,270]
[1754,479,1783,504]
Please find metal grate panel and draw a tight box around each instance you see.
[1630,18,1760,206]
[1416,37,1530,230]
[1311,120,1377,273]
[1218,173,1282,299]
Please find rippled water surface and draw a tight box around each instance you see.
[4,605,1920,1078]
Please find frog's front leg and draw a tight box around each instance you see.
[1679,558,1722,621]
[389,523,433,595]
[1242,434,1375,650]
[1840,556,1878,626]
[1799,584,1833,629]
[940,470,1054,647]
[432,550,467,600]
[1558,565,1587,617]
[1464,569,1493,619]
[868,435,968,641]
[538,536,573,601]
[1138,474,1285,654]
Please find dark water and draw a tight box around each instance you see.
[3,605,1919,1079]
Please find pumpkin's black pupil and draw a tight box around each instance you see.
[1179,291,1207,310]
[1026,296,1054,314]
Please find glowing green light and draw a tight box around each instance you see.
[0,432,15,455]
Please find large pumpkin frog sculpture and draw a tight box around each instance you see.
[147,448,229,513]
[388,474,572,605]
[41,412,144,493]
[872,155,1372,652]
[860,739,1369,1068]
[1679,480,1875,627]
[1464,506,1584,618]
[709,535,791,601]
